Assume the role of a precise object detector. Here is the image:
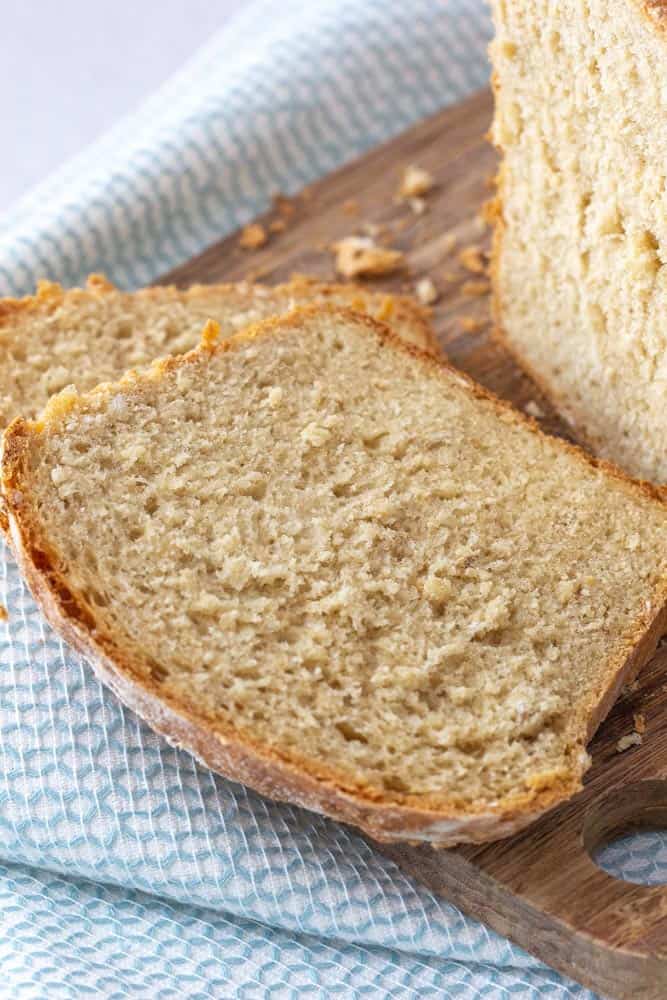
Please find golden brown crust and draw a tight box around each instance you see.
[638,0,667,27]
[4,305,667,844]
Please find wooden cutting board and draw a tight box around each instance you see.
[160,88,667,1000]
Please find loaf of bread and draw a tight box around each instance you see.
[0,273,438,429]
[4,307,667,845]
[489,0,667,483]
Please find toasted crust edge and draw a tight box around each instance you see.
[4,305,667,845]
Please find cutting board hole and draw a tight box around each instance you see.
[583,780,667,886]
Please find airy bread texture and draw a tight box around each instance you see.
[0,273,437,428]
[490,0,667,483]
[4,307,667,844]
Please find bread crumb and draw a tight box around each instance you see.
[459,246,487,274]
[342,199,359,216]
[616,732,643,752]
[269,219,286,233]
[332,237,404,279]
[460,316,483,333]
[633,712,646,734]
[442,234,457,255]
[525,400,545,419]
[409,197,427,216]
[442,271,457,283]
[361,222,382,239]
[462,280,490,297]
[399,164,434,199]
[415,277,439,306]
[239,223,268,250]
[0,605,7,622]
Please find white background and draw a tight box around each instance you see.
[0,0,247,214]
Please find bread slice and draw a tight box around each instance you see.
[4,306,667,845]
[0,273,438,430]
[489,0,667,484]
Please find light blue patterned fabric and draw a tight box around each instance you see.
[0,1,612,996]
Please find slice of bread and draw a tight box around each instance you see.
[489,0,667,484]
[0,273,438,430]
[4,307,667,845]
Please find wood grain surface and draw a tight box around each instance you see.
[161,88,667,1000]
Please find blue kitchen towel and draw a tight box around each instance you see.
[0,0,626,996]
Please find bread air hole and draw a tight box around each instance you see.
[336,722,368,744]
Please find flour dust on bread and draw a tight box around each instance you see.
[0,273,438,429]
[4,307,667,845]
[490,0,667,483]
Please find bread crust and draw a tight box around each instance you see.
[641,0,667,27]
[4,306,667,845]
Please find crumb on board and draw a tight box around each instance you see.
[409,197,427,216]
[441,234,457,256]
[633,712,646,734]
[0,604,7,622]
[472,214,488,235]
[342,199,359,216]
[415,277,439,306]
[332,236,405,279]
[361,221,382,239]
[398,164,434,200]
[462,279,490,297]
[458,245,487,274]
[442,270,457,283]
[616,732,643,753]
[525,400,545,419]
[460,316,484,333]
[239,223,268,250]
[269,219,286,233]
